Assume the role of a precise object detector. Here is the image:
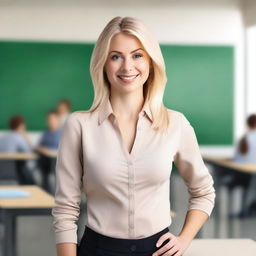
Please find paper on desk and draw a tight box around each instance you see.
[0,189,31,198]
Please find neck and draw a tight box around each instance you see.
[109,91,144,121]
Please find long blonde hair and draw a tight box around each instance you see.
[89,16,169,132]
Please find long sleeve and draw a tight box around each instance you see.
[17,135,33,153]
[51,112,84,244]
[173,113,216,217]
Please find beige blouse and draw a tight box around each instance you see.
[51,98,215,244]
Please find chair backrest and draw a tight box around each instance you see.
[0,160,17,183]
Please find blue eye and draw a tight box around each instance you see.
[133,53,143,59]
[110,53,143,61]
[111,55,120,60]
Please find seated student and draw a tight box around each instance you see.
[0,115,35,184]
[232,114,256,217]
[0,115,33,153]
[35,110,62,193]
[56,99,71,126]
[37,110,62,150]
[234,114,256,163]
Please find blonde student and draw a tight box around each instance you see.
[52,16,215,256]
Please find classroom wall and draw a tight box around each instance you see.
[242,0,256,116]
[0,0,245,151]
[245,26,256,115]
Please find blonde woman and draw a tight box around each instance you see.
[52,16,215,256]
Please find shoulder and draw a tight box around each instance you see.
[61,110,92,133]
[64,110,91,124]
[9,131,25,141]
[247,130,256,140]
[0,132,16,142]
[165,107,190,127]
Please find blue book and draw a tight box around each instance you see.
[0,189,31,198]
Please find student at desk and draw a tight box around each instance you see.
[0,115,33,153]
[0,115,35,184]
[234,114,256,164]
[232,114,256,217]
[36,110,62,193]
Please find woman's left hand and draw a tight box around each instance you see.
[152,232,190,256]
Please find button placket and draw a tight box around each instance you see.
[112,113,146,238]
[128,162,135,238]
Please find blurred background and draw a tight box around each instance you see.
[0,0,256,255]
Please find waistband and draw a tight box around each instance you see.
[83,226,170,253]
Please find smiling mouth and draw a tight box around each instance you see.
[117,74,139,83]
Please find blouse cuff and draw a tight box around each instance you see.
[54,229,78,244]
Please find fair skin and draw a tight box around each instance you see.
[104,32,152,153]
[47,113,60,132]
[153,209,209,256]
[57,102,70,116]
[56,32,209,256]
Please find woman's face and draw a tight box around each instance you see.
[104,33,151,95]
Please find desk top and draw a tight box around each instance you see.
[0,149,57,160]
[0,185,54,209]
[0,153,38,160]
[203,155,256,173]
[184,239,256,256]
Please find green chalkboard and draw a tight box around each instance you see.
[162,45,234,145]
[0,41,233,145]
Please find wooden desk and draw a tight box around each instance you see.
[0,153,38,160]
[203,155,256,173]
[0,151,57,160]
[0,185,54,256]
[184,239,256,256]
[0,151,57,189]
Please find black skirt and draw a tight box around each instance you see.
[77,226,170,256]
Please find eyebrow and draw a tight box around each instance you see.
[109,48,144,55]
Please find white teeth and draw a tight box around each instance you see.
[119,75,138,80]
[121,76,135,80]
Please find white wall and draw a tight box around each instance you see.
[0,0,244,44]
[0,0,245,154]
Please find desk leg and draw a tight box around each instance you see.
[2,209,17,256]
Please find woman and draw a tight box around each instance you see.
[52,16,215,256]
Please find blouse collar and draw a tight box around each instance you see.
[98,97,153,125]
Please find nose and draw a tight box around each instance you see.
[120,57,133,73]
